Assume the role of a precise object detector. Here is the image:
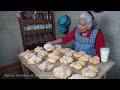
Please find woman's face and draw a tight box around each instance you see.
[78,18,89,33]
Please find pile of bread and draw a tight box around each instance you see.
[19,43,101,79]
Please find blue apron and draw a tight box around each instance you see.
[74,27,99,56]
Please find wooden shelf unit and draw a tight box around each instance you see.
[18,12,56,50]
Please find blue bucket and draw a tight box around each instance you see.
[58,15,71,34]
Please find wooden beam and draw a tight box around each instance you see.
[0,62,22,76]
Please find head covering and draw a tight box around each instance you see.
[87,11,97,28]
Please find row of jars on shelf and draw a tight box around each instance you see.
[21,11,52,20]
[25,32,53,42]
[24,23,53,30]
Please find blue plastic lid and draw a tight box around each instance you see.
[60,27,67,33]
[58,15,68,25]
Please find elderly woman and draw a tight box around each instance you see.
[46,11,105,58]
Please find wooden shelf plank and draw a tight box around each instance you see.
[22,19,53,25]
[23,29,54,35]
[25,37,55,46]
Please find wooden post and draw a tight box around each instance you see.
[103,73,107,79]
[101,73,107,79]
[21,63,31,79]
